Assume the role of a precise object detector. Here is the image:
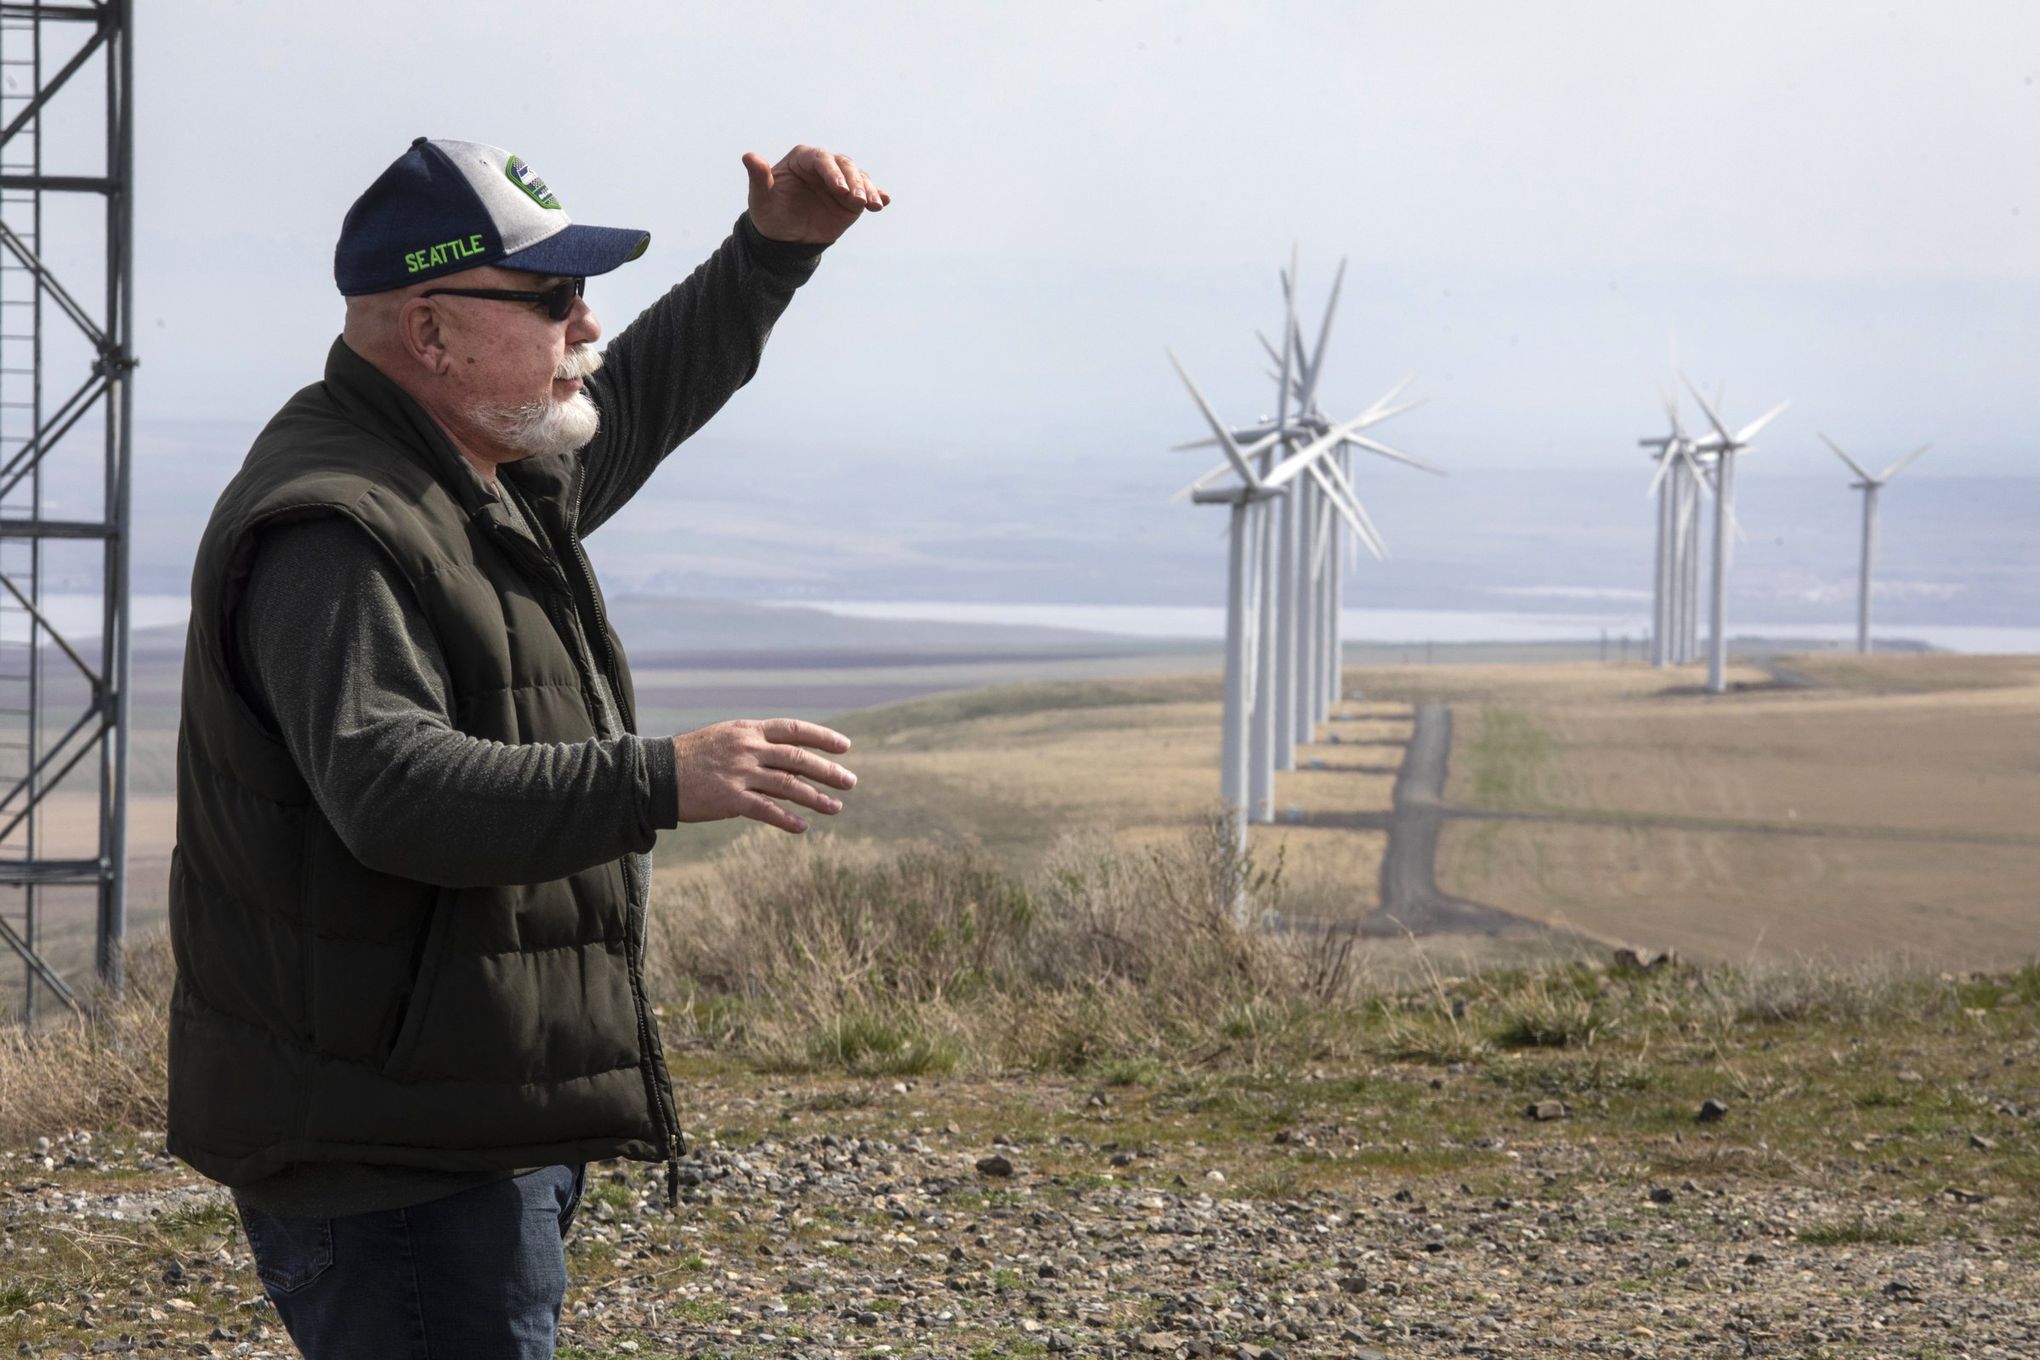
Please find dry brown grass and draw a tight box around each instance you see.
[1344,659,1774,706]
[1440,819,2040,968]
[1474,680,2040,838]
[0,928,171,1144]
[1780,652,2040,694]
[644,820,1364,1075]
[1384,651,2040,969]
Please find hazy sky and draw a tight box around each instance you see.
[19,2,2040,613]
[124,3,2036,459]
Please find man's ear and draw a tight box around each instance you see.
[396,297,451,376]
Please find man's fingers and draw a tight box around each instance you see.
[795,145,860,207]
[741,151,773,196]
[752,770,841,815]
[741,794,808,835]
[758,717,851,754]
[832,154,868,206]
[806,145,850,192]
[761,743,856,790]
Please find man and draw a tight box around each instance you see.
[166,137,886,1357]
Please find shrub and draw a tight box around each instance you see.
[0,929,172,1144]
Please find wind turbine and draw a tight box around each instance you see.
[1261,261,1438,748]
[1172,257,1436,826]
[1682,377,1789,693]
[1820,434,1931,655]
[1168,351,1384,851]
[1171,254,1440,868]
[1640,393,1714,667]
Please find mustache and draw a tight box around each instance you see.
[554,344,605,382]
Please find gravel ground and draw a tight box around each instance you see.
[5,1081,2036,1360]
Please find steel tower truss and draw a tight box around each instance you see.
[0,0,135,1022]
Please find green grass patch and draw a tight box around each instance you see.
[1797,1214,1931,1246]
[802,1012,960,1077]
[156,1200,240,1239]
[1462,706,1554,808]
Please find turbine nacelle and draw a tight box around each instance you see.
[1821,432,1932,488]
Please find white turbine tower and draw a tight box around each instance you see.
[1682,376,1788,693]
[1820,433,1931,655]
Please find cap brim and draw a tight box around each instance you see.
[497,223,650,279]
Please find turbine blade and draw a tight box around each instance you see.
[1646,448,1676,500]
[1357,376,1419,424]
[1286,243,1300,342]
[1313,453,1390,560]
[1879,441,1932,482]
[1256,330,1281,368]
[1167,349,1261,490]
[1305,465,1354,570]
[1678,445,1715,498]
[1733,401,1789,444]
[1680,372,1737,448]
[1345,431,1446,476]
[1298,257,1347,411]
[1363,395,1430,425]
[1372,375,1416,411]
[1263,408,1389,489]
[1173,424,1284,455]
[1171,457,1238,502]
[1276,280,1296,436]
[1288,311,1311,399]
[1819,432,1875,483]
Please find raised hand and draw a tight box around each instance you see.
[672,717,857,834]
[742,144,890,245]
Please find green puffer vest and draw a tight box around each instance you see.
[166,339,682,1200]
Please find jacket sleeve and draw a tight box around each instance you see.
[573,212,826,536]
[232,515,681,888]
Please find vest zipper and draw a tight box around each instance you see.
[490,508,685,1205]
[559,526,684,1207]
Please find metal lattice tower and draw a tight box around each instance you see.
[0,0,135,1023]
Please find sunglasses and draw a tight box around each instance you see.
[420,276,585,321]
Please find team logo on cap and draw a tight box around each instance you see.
[505,155,561,210]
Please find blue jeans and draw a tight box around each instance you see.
[234,1163,587,1359]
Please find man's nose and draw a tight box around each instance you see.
[568,299,601,345]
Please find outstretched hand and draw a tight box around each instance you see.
[743,144,890,245]
[672,718,857,834]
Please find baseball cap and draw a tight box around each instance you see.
[334,137,649,296]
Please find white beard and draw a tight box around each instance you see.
[473,344,605,458]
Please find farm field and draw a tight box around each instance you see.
[1429,654,2040,969]
[662,652,2040,973]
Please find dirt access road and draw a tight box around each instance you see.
[1303,702,1538,939]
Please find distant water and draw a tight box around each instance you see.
[783,600,2040,654]
[22,592,2035,655]
[0,593,190,642]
